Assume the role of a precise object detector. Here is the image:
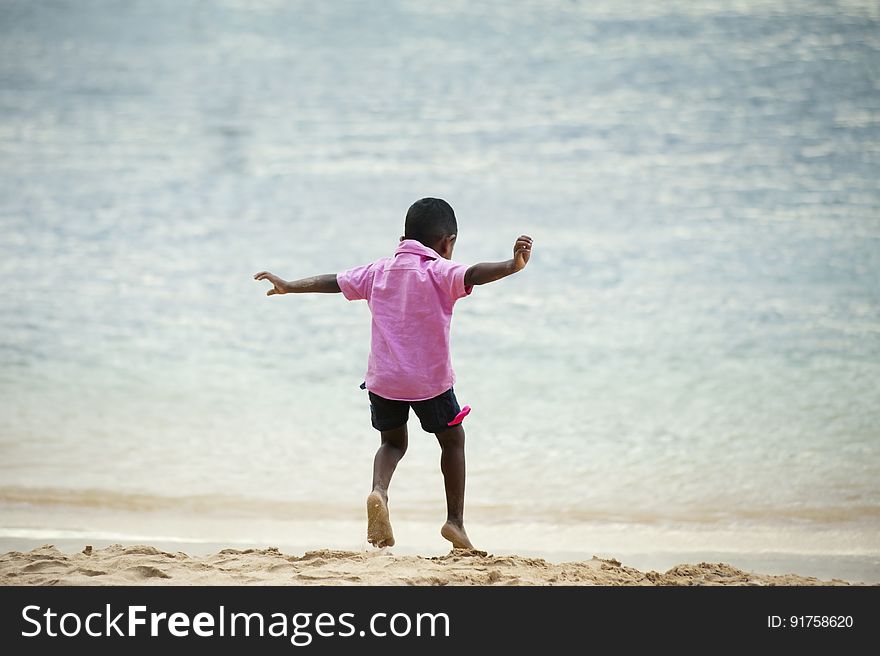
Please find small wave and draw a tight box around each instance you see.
[1,486,877,527]
[0,486,356,520]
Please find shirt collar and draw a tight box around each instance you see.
[395,239,440,259]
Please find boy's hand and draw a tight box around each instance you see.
[253,271,288,295]
[513,235,533,272]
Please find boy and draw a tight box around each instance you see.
[254,198,532,550]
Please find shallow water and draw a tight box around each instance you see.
[1,0,878,580]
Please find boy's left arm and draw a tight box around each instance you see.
[463,235,532,287]
[253,271,341,295]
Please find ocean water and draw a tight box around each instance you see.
[1,0,879,581]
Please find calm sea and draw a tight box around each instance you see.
[1,0,878,581]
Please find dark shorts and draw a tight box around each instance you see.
[368,387,461,434]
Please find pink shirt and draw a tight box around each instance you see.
[337,239,473,401]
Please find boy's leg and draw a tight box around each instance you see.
[367,424,407,548]
[435,424,475,550]
[371,424,408,498]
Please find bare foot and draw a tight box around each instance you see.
[366,490,395,548]
[440,521,474,550]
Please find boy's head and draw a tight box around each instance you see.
[402,197,457,259]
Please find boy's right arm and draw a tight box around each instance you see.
[253,271,341,295]
[464,235,533,287]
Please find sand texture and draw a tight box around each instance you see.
[0,544,853,586]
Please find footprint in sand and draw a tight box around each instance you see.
[125,565,171,580]
[366,491,394,548]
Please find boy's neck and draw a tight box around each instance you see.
[399,235,456,259]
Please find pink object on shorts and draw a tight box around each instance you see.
[447,405,471,426]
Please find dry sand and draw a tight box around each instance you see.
[0,544,852,586]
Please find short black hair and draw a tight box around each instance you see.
[404,198,457,247]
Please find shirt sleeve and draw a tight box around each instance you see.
[435,260,474,302]
[337,262,375,301]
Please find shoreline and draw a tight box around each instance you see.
[0,543,865,586]
[3,501,878,585]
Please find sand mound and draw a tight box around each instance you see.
[0,544,851,586]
